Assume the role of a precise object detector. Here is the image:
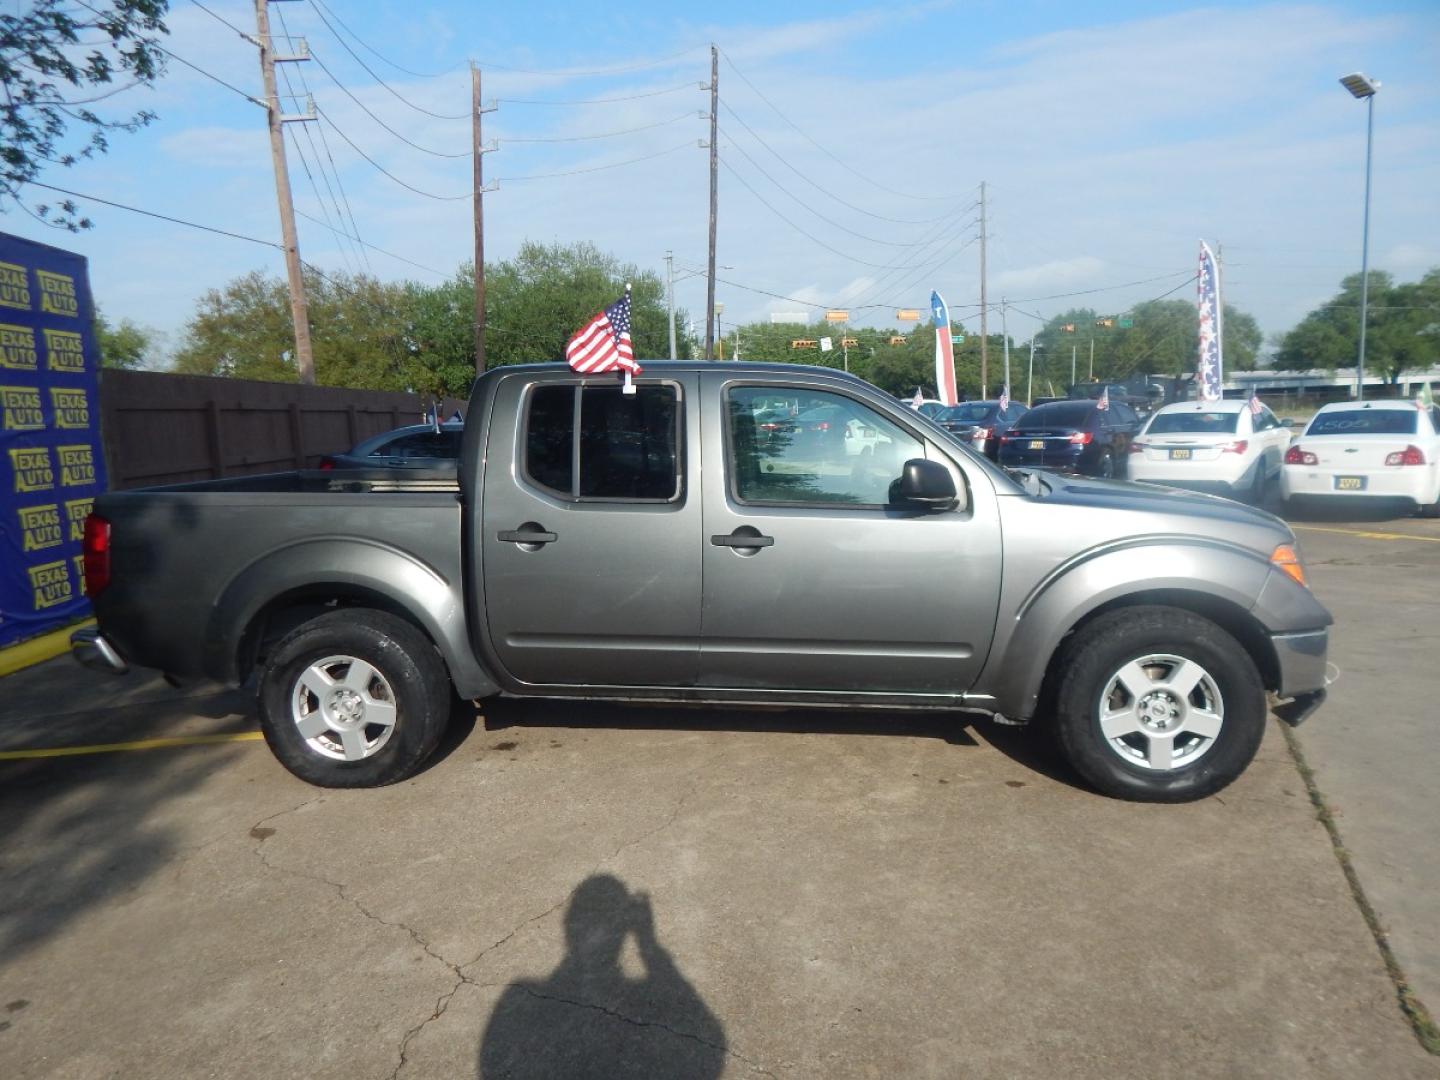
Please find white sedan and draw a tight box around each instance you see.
[1282,401,1440,516]
[1128,399,1291,501]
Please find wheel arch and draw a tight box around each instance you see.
[204,538,500,700]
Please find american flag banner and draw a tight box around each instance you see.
[1096,386,1110,411]
[911,386,924,408]
[998,384,1010,410]
[1248,390,1264,416]
[931,291,959,406]
[1197,241,1223,402]
[566,287,641,376]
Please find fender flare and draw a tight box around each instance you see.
[983,537,1274,720]
[205,537,499,699]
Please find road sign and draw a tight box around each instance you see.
[895,309,921,321]
[824,310,849,323]
[819,337,833,351]
[1118,317,1134,329]
[770,312,809,324]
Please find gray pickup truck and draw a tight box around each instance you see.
[73,362,1331,801]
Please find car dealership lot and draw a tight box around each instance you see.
[2,515,1438,1079]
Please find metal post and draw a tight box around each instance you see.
[472,65,486,374]
[1001,298,1009,396]
[705,45,719,361]
[665,250,677,360]
[1356,93,1374,401]
[978,180,988,397]
[1071,345,1077,386]
[1027,339,1035,406]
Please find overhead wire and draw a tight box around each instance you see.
[293,209,447,277]
[306,0,469,120]
[502,110,700,143]
[23,182,281,247]
[719,47,957,202]
[317,106,470,200]
[494,141,697,182]
[499,82,705,106]
[308,51,470,158]
[186,0,246,37]
[152,43,262,104]
[720,99,972,226]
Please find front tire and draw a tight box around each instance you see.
[1051,606,1266,802]
[258,609,451,788]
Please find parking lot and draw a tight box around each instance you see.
[2,512,1439,1079]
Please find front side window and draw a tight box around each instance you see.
[523,383,681,501]
[726,386,923,506]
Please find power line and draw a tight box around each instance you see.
[306,0,469,120]
[310,50,470,158]
[719,99,971,227]
[318,107,470,200]
[293,208,448,276]
[833,206,982,311]
[307,0,464,79]
[500,82,704,106]
[287,123,360,275]
[186,0,246,37]
[718,127,936,248]
[495,141,696,182]
[153,43,262,105]
[502,110,700,143]
[719,47,956,202]
[23,182,280,247]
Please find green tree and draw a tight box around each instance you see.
[1,1,169,229]
[1276,269,1439,382]
[94,307,154,369]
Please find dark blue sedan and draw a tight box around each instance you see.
[997,399,1142,479]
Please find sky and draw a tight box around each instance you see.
[5,0,1439,361]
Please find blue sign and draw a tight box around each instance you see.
[0,232,108,649]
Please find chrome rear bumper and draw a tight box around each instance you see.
[71,627,129,675]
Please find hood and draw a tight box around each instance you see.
[1006,470,1292,549]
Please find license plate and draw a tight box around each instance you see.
[1029,440,1045,450]
[1334,475,1366,491]
[1169,448,1191,460]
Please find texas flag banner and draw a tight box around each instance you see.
[1197,241,1224,402]
[931,290,959,406]
[567,286,641,377]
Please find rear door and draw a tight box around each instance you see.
[697,373,1003,696]
[480,371,701,688]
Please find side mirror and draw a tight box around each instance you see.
[898,458,957,509]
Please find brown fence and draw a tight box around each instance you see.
[98,370,467,489]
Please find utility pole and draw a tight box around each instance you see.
[705,44,719,361]
[1088,337,1095,381]
[1071,344,1077,386]
[1000,297,1009,394]
[1027,338,1036,406]
[255,0,315,384]
[665,250,677,360]
[978,180,988,398]
[472,66,497,374]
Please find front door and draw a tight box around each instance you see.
[697,375,1003,697]
[480,371,701,688]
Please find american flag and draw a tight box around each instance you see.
[1197,241,1223,402]
[1096,386,1110,411]
[1248,390,1264,416]
[911,386,924,408]
[566,288,641,375]
[998,384,1010,410]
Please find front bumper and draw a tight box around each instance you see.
[71,627,129,675]
[1270,627,1328,699]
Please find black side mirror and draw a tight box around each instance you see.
[898,458,957,509]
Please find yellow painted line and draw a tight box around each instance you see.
[0,731,264,761]
[1292,524,1440,544]
[0,619,95,679]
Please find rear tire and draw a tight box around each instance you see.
[258,609,451,788]
[1050,606,1266,802]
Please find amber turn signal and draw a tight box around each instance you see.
[1270,544,1307,588]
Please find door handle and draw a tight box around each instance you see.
[498,527,557,544]
[711,531,774,548]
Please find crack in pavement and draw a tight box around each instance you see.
[510,984,779,1078]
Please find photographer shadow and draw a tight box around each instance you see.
[478,874,726,1080]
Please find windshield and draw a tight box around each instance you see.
[1307,410,1417,436]
[938,404,997,423]
[1147,411,1239,434]
[1013,402,1093,429]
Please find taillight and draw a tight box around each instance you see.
[1069,431,1092,445]
[1385,445,1425,466]
[83,513,111,595]
[1129,440,1148,454]
[817,421,829,432]
[1284,445,1317,466]
[974,427,992,440]
[1220,439,1249,455]
[318,456,335,471]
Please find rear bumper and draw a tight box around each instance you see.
[1281,466,1437,504]
[1270,627,1328,699]
[70,627,129,675]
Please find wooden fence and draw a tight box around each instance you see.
[98,370,468,490]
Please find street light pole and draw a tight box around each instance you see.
[665,250,677,360]
[1340,71,1380,401]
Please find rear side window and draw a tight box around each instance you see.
[523,384,681,501]
[1307,410,1417,436]
[1147,411,1239,434]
